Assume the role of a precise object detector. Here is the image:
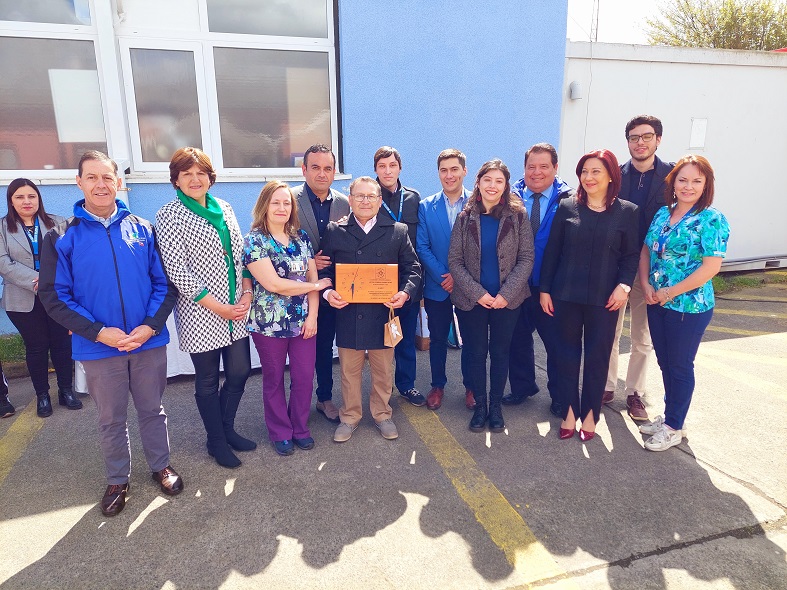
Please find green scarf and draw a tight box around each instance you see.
[177,189,236,331]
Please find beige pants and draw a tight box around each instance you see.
[606,272,653,393]
[337,347,394,424]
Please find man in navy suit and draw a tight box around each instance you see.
[416,149,473,411]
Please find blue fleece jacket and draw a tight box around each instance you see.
[38,199,175,361]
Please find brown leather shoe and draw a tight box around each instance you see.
[602,390,614,405]
[626,392,648,421]
[465,389,476,410]
[101,483,129,517]
[426,387,444,410]
[153,466,184,496]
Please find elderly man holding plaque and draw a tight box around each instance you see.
[319,176,421,442]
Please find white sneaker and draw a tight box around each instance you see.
[639,416,687,437]
[644,425,683,451]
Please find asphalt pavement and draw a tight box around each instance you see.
[1,280,786,590]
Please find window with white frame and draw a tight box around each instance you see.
[0,0,339,176]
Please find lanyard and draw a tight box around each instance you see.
[381,187,403,222]
[24,218,41,270]
[654,208,695,258]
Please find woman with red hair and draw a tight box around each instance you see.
[540,150,639,441]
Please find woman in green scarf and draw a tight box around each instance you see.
[155,147,255,468]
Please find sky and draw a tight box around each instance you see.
[566,0,660,44]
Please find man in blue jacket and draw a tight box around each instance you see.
[39,150,181,517]
[503,143,575,417]
[416,149,473,411]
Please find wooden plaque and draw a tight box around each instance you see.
[335,263,398,303]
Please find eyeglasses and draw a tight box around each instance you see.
[351,194,380,202]
[628,133,656,143]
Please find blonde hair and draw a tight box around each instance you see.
[251,181,300,237]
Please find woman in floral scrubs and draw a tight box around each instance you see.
[244,181,333,455]
[638,155,730,451]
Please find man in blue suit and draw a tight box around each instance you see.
[503,143,575,417]
[416,149,473,411]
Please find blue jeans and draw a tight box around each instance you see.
[647,305,713,430]
[423,296,469,389]
[508,287,559,398]
[315,303,337,402]
[455,305,520,404]
[394,299,419,392]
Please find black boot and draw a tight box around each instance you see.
[195,394,241,468]
[488,400,505,433]
[219,388,257,452]
[469,392,488,432]
[58,387,83,410]
[0,392,14,418]
[36,393,53,418]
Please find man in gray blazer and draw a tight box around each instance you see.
[295,144,350,423]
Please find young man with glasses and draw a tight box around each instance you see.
[605,115,674,421]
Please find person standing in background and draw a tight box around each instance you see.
[294,144,350,424]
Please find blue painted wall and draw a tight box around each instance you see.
[337,0,568,196]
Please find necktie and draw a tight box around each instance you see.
[530,193,542,236]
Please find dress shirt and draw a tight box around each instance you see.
[443,191,468,229]
[306,183,333,240]
[523,184,554,224]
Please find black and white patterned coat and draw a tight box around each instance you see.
[155,197,248,353]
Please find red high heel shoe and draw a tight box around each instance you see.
[559,427,575,440]
[579,429,595,441]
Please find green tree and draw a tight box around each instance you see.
[645,0,787,50]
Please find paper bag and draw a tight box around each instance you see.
[384,306,403,348]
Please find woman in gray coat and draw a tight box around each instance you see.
[0,179,79,417]
[448,160,534,433]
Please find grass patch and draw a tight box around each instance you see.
[0,333,25,362]
[712,270,785,294]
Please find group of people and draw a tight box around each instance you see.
[0,113,729,518]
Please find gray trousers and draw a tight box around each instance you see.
[82,346,170,485]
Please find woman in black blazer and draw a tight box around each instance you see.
[540,150,639,441]
[0,179,78,417]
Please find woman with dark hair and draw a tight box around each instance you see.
[448,159,534,433]
[243,181,332,455]
[0,179,79,417]
[155,147,255,468]
[540,150,639,441]
[638,155,729,451]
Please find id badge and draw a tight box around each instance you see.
[290,259,306,273]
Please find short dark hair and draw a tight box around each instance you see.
[4,178,56,233]
[665,155,715,212]
[349,176,381,196]
[169,147,217,189]
[78,150,118,177]
[466,159,524,219]
[303,144,336,168]
[437,148,466,169]
[625,115,663,138]
[373,146,402,168]
[524,143,558,166]
[575,149,622,208]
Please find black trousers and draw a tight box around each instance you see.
[6,297,73,395]
[190,337,251,399]
[552,299,618,424]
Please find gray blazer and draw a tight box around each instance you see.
[294,183,350,251]
[448,205,534,311]
[0,215,65,312]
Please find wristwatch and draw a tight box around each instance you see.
[618,283,631,294]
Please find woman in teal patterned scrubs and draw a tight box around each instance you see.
[638,155,730,451]
[244,181,332,455]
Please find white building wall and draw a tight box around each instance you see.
[559,41,787,268]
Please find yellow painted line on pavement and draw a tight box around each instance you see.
[705,325,771,337]
[720,294,787,302]
[0,403,43,488]
[399,401,577,587]
[714,308,787,320]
